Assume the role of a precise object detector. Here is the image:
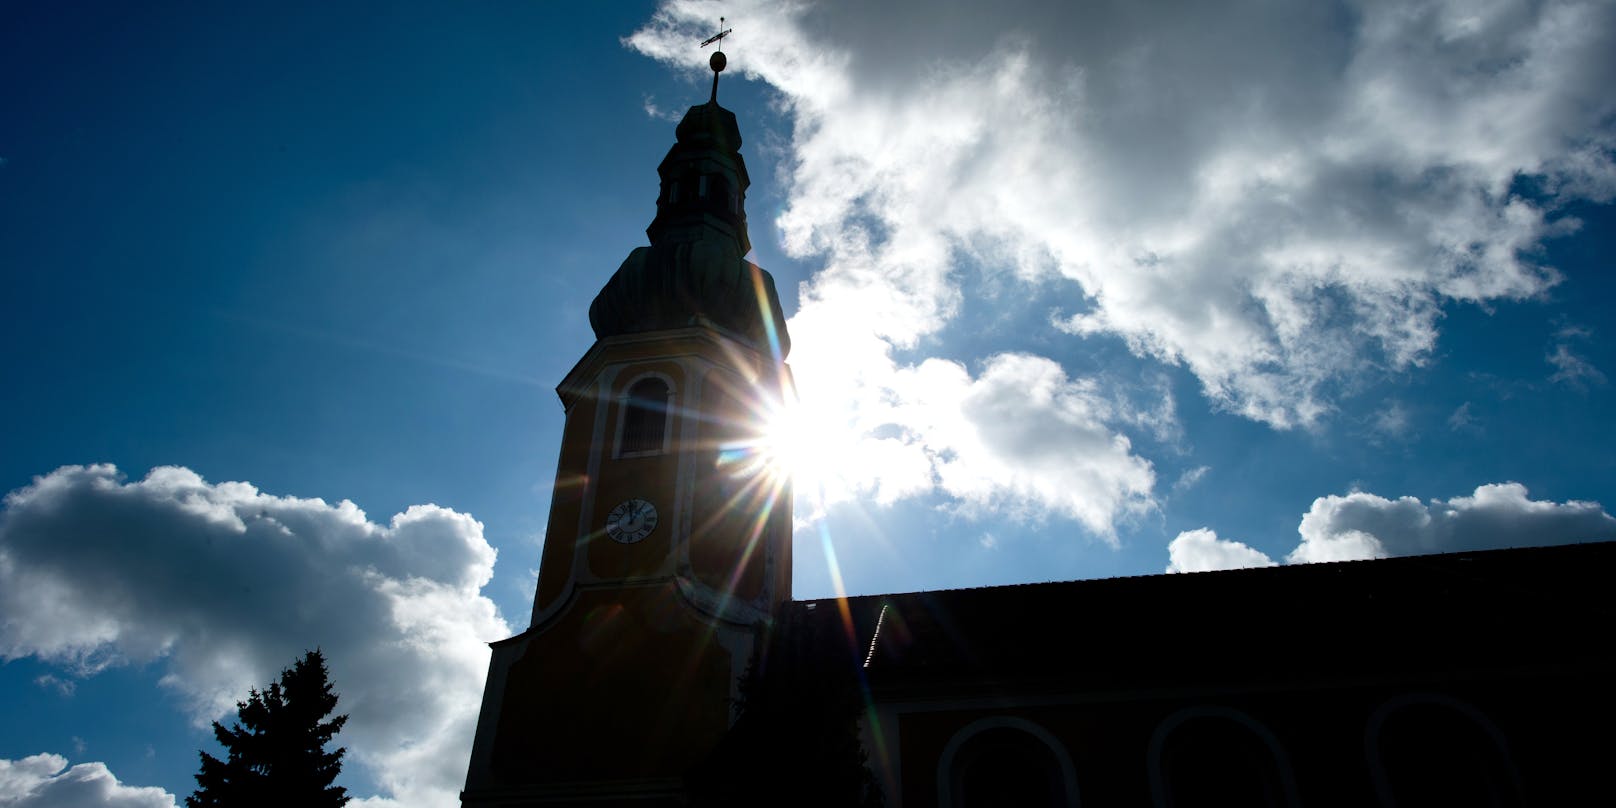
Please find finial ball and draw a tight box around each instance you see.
[709,51,727,73]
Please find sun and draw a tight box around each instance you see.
[759,397,841,493]
[714,386,842,505]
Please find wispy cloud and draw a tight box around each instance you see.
[1447,402,1478,432]
[1547,324,1607,388]
[640,93,684,122]
[1370,402,1412,441]
[1547,343,1606,387]
[1171,465,1211,494]
[33,674,75,697]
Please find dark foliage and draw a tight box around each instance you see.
[687,611,883,808]
[186,649,349,808]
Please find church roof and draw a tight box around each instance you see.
[788,541,1616,695]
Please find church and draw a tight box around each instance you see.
[458,49,1615,807]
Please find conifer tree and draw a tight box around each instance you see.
[186,649,349,808]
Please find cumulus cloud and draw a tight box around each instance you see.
[0,753,176,808]
[924,354,1157,534]
[784,349,1156,540]
[1171,482,1616,571]
[629,0,1616,453]
[1166,528,1277,573]
[1289,481,1616,562]
[0,465,510,808]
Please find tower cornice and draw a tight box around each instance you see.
[556,324,787,410]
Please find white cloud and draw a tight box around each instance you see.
[1171,483,1616,570]
[33,674,74,697]
[1447,402,1477,432]
[640,94,683,123]
[0,465,510,808]
[1547,342,1606,388]
[1546,321,1605,388]
[1166,528,1277,573]
[0,754,176,808]
[1371,402,1411,440]
[1286,528,1389,565]
[637,3,1174,537]
[629,0,1616,439]
[784,349,1156,540]
[1289,482,1616,563]
[1171,465,1211,494]
[930,354,1157,535]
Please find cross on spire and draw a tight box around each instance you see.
[700,17,731,49]
[700,17,731,103]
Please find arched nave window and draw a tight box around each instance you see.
[939,717,1079,808]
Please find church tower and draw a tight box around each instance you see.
[461,49,794,806]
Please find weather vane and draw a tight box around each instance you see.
[700,16,732,49]
[700,16,731,103]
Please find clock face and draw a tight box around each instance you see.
[606,498,658,544]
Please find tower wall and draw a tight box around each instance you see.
[462,328,793,805]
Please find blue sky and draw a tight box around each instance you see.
[3,1,1614,805]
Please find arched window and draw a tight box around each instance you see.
[939,718,1078,808]
[619,377,671,456]
[1369,695,1521,807]
[1150,708,1297,808]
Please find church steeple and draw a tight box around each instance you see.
[462,34,796,805]
[647,88,749,254]
[646,46,746,253]
[588,41,790,358]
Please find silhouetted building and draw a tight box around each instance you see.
[802,541,1614,806]
[460,55,1615,807]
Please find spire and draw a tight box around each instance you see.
[649,93,748,253]
[700,17,732,104]
[708,49,727,104]
[645,16,746,252]
[587,20,791,359]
